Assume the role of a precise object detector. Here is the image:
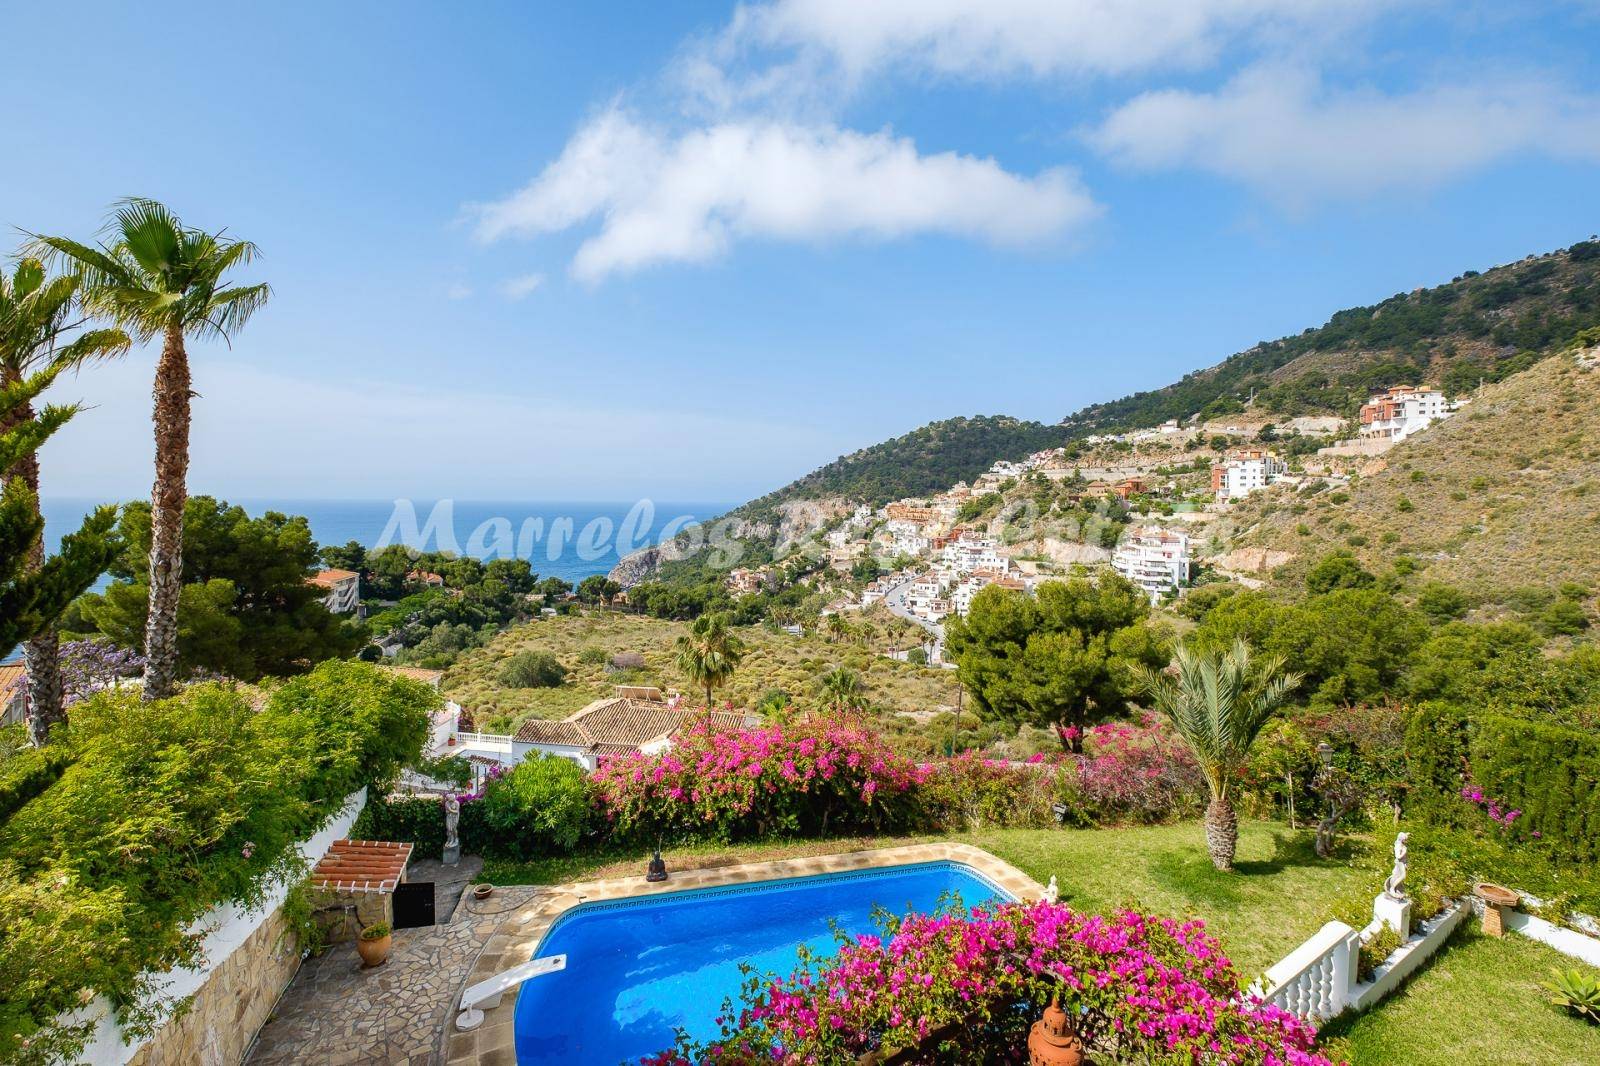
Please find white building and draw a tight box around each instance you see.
[1359,386,1450,441]
[1112,527,1193,603]
[941,533,1009,576]
[439,688,753,781]
[1211,449,1287,501]
[309,568,361,614]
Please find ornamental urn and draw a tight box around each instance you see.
[1028,996,1085,1066]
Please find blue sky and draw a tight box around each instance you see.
[5,1,1599,503]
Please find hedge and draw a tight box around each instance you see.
[1470,713,1600,865]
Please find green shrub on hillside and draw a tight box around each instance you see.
[473,755,591,859]
[499,650,567,689]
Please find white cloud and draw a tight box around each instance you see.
[445,282,473,300]
[716,0,1390,86]
[474,109,1098,280]
[499,273,545,300]
[1089,65,1600,201]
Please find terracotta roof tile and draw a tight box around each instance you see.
[308,568,359,588]
[311,839,412,894]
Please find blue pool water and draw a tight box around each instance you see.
[512,861,1011,1065]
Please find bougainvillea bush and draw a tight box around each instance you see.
[593,715,929,842]
[917,751,1063,830]
[1067,714,1206,824]
[644,900,1333,1065]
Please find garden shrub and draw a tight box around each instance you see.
[473,754,592,858]
[645,900,1330,1065]
[499,650,567,688]
[593,715,926,843]
[1469,713,1600,865]
[1069,715,1205,823]
[0,662,434,1058]
[917,753,1061,830]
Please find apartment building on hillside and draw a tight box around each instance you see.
[1211,449,1286,501]
[1111,526,1193,604]
[1359,385,1450,441]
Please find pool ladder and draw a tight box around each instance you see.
[456,954,568,1030]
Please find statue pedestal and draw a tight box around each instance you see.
[443,844,460,866]
[1373,894,1411,936]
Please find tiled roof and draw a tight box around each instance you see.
[309,568,359,588]
[311,839,412,893]
[0,663,26,703]
[512,698,749,752]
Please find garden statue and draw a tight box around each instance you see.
[1382,832,1409,901]
[443,794,461,866]
[1372,830,1413,935]
[1043,875,1059,904]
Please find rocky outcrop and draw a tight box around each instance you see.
[1216,546,1296,573]
[607,496,854,587]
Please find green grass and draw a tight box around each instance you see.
[477,820,1370,976]
[1321,929,1600,1065]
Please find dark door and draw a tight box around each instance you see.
[392,881,436,929]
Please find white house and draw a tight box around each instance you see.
[1359,386,1450,441]
[1211,449,1286,501]
[940,533,1009,576]
[309,568,361,614]
[1112,527,1193,603]
[439,688,752,781]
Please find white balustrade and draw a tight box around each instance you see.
[1258,920,1360,1022]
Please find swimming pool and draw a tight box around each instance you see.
[512,861,1012,1064]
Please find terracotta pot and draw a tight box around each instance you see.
[1028,996,1084,1066]
[356,932,392,968]
[473,884,494,901]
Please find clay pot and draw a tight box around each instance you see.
[473,884,494,901]
[1474,882,1520,937]
[1028,996,1085,1066]
[356,931,392,968]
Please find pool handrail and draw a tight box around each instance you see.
[455,953,567,1030]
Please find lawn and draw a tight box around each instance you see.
[477,820,1372,976]
[1320,929,1600,1066]
[441,609,959,733]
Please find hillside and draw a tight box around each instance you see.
[1064,239,1600,431]
[737,415,1068,520]
[1213,342,1600,601]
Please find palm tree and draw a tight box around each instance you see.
[32,200,270,699]
[674,612,746,708]
[816,666,867,714]
[0,258,128,737]
[1135,639,1301,871]
[825,612,851,643]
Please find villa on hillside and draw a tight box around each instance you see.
[1112,526,1193,603]
[309,568,361,614]
[1359,385,1450,441]
[438,687,753,781]
[1211,449,1286,501]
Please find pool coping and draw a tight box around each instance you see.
[441,842,1043,1066]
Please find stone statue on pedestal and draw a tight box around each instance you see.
[443,794,461,866]
[1382,832,1409,900]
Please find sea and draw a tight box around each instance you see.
[38,496,735,593]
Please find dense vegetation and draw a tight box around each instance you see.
[0,661,434,1061]
[1064,241,1600,429]
[736,415,1067,517]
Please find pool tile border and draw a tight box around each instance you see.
[443,843,1043,1066]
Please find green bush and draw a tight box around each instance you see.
[473,755,591,858]
[1471,714,1600,865]
[499,650,568,688]
[0,661,434,1057]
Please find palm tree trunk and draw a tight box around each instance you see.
[141,321,191,701]
[1204,794,1238,871]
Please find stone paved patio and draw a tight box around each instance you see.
[245,873,538,1066]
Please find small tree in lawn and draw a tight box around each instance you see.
[1135,639,1301,871]
[674,611,745,707]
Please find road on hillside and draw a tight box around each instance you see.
[881,573,949,667]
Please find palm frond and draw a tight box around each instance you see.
[55,327,132,367]
[22,234,133,291]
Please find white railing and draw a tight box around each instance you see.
[1258,921,1360,1022]
[456,730,513,747]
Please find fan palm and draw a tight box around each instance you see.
[817,666,867,713]
[674,612,746,708]
[1135,639,1301,871]
[31,199,270,699]
[0,258,128,737]
[825,612,851,643]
